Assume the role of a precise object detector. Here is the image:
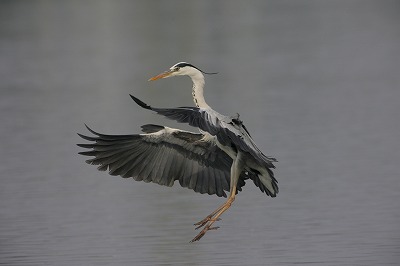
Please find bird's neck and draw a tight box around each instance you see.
[190,73,210,109]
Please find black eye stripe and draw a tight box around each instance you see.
[171,62,218,75]
[175,62,196,69]
[173,62,203,73]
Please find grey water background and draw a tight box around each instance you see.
[1,1,399,265]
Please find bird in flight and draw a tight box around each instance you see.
[78,62,278,242]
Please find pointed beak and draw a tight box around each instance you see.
[148,70,174,81]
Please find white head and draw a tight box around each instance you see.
[148,62,216,108]
[148,62,216,81]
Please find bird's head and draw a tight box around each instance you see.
[148,62,217,81]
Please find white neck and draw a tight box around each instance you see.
[189,71,210,109]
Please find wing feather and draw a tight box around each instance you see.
[78,125,234,197]
[129,94,276,169]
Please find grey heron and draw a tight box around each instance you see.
[77,62,278,242]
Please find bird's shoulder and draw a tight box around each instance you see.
[200,108,252,138]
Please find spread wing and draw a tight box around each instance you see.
[130,94,277,169]
[77,124,248,197]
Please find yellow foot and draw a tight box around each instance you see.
[190,224,220,243]
[190,195,235,242]
[194,216,221,229]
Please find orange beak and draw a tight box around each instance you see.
[148,70,174,81]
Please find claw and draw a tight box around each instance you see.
[194,215,213,226]
[190,194,236,242]
[194,217,221,229]
[190,230,206,242]
[190,223,221,242]
[194,224,204,230]
[194,220,207,228]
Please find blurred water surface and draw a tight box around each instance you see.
[1,1,399,265]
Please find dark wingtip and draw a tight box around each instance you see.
[77,133,94,141]
[77,124,100,142]
[77,124,92,140]
[129,94,152,110]
[82,124,101,136]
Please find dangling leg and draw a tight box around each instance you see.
[193,201,228,229]
[193,151,245,228]
[190,186,237,242]
[190,152,244,242]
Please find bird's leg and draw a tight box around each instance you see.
[193,173,236,229]
[193,202,226,229]
[190,191,236,242]
[190,152,244,242]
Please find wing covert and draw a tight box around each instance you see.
[130,94,277,169]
